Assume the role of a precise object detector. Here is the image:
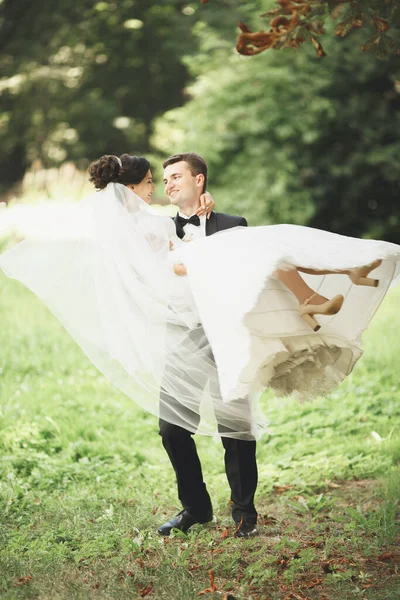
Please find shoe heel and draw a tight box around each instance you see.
[301,313,321,332]
[348,260,381,287]
[352,276,379,287]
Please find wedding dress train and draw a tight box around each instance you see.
[1,184,399,439]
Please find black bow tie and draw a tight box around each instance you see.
[176,214,201,227]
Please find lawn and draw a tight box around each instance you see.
[0,267,399,600]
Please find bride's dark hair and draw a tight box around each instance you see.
[88,154,151,190]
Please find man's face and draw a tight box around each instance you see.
[163,161,203,208]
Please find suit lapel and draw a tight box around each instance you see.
[206,212,218,236]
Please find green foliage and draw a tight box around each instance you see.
[0,0,198,189]
[154,25,400,241]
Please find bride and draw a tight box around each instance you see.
[1,153,399,440]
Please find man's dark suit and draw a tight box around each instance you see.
[158,211,258,527]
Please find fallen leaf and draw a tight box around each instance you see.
[274,485,293,493]
[260,515,278,526]
[221,528,229,539]
[289,592,311,600]
[378,552,393,561]
[324,479,340,488]
[305,577,323,588]
[137,584,153,597]
[188,564,202,572]
[197,570,217,596]
[14,575,33,588]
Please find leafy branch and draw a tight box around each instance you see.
[201,1,400,58]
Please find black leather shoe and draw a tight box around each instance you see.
[157,509,213,536]
[234,521,258,538]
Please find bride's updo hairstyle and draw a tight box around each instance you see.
[89,154,151,190]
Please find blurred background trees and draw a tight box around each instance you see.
[0,0,201,187]
[1,0,399,241]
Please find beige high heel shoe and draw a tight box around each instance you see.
[347,259,382,287]
[299,294,344,332]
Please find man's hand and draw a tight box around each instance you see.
[174,264,187,276]
[197,191,215,219]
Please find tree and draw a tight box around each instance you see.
[0,0,197,190]
[153,26,400,242]
[201,0,400,59]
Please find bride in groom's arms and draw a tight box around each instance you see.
[1,151,399,537]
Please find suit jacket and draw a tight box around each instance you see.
[173,211,247,239]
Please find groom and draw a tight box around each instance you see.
[157,152,258,538]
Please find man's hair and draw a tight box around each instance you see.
[163,152,208,192]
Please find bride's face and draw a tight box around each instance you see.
[128,170,155,203]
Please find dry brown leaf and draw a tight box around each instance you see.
[274,484,294,493]
[221,528,229,539]
[378,552,393,561]
[137,584,153,597]
[327,481,340,488]
[305,577,323,588]
[197,570,217,596]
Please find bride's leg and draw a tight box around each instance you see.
[275,267,344,331]
[297,267,335,276]
[297,260,381,287]
[275,268,327,305]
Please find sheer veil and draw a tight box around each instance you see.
[0,183,266,440]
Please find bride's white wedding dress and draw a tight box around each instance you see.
[1,183,399,440]
[175,225,400,403]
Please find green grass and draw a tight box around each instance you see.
[0,269,399,599]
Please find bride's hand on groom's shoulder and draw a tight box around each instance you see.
[197,191,215,219]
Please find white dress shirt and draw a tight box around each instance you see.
[179,212,207,241]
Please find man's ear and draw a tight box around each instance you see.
[195,174,205,189]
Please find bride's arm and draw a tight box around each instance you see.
[196,191,215,219]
